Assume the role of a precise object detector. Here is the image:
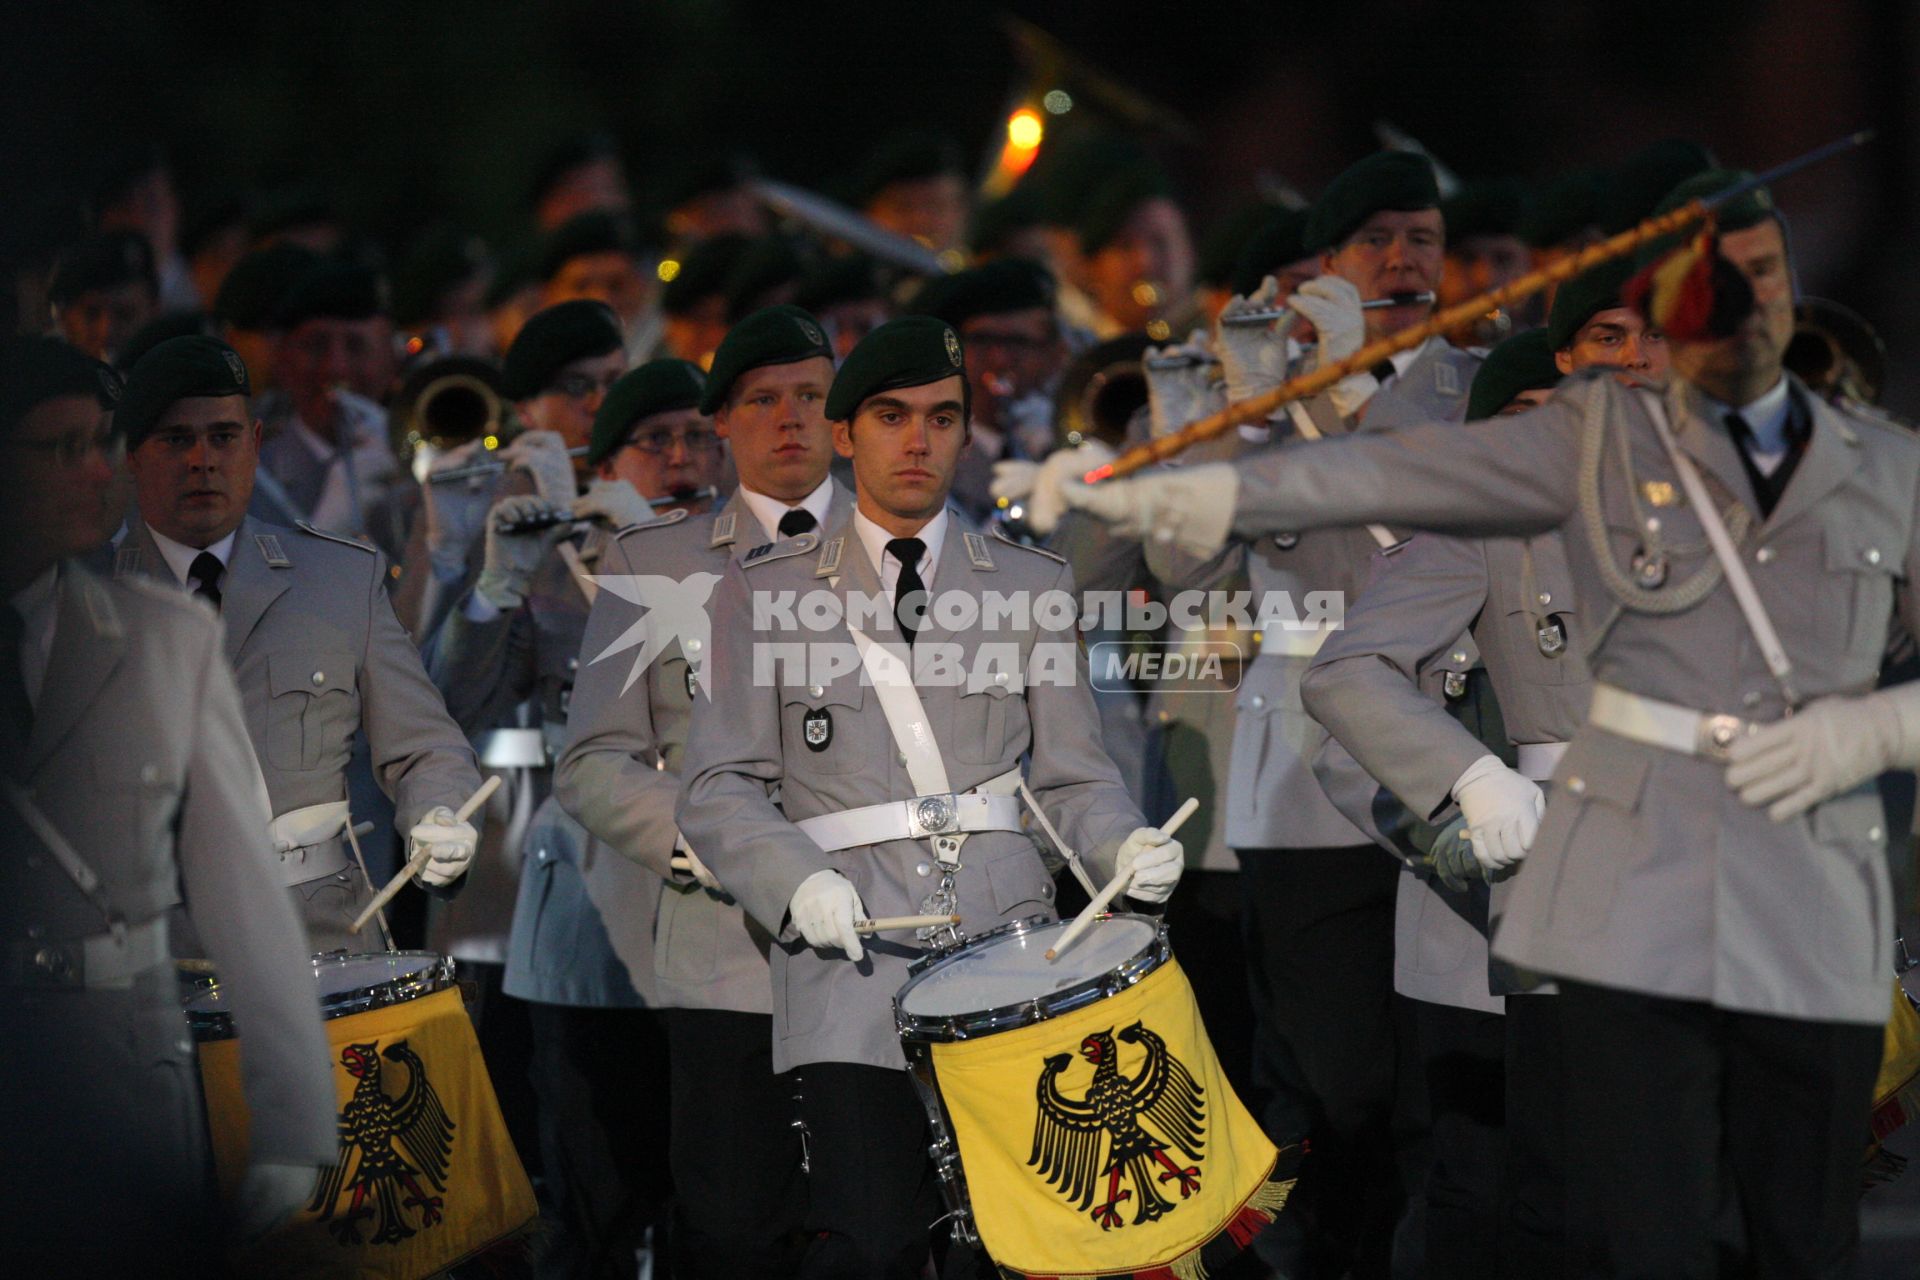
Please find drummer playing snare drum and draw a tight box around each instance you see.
[676,317,1185,1279]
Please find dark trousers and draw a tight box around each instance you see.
[665,1008,805,1280]
[1238,845,1403,1280]
[1410,994,1567,1278]
[1557,981,1881,1279]
[526,1002,673,1279]
[787,1061,986,1280]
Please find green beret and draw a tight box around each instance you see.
[856,130,964,204]
[393,226,493,328]
[1027,134,1145,229]
[724,235,809,323]
[500,300,624,400]
[1466,329,1560,421]
[1440,178,1529,242]
[826,315,967,422]
[539,211,641,282]
[699,304,834,414]
[0,336,120,435]
[1303,151,1441,254]
[49,231,158,305]
[968,184,1045,257]
[1198,200,1283,291]
[116,311,219,372]
[1547,260,1636,350]
[1598,138,1715,235]
[1229,208,1311,296]
[118,335,252,448]
[271,259,389,329]
[1520,168,1605,248]
[1652,167,1776,231]
[660,233,752,316]
[909,258,1055,328]
[1078,162,1175,254]
[589,359,708,465]
[215,243,321,330]
[791,254,887,313]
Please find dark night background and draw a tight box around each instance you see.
[5,1,1916,413]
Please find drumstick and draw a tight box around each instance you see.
[1046,798,1199,962]
[670,854,690,873]
[855,914,960,934]
[351,776,501,934]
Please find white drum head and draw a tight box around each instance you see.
[899,916,1158,1018]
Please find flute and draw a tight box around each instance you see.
[1217,290,1437,329]
[429,445,591,485]
[492,488,721,534]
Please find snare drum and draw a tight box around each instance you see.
[895,915,1295,1279]
[186,951,536,1277]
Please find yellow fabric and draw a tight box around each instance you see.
[199,985,536,1279]
[1874,980,1920,1114]
[930,958,1278,1277]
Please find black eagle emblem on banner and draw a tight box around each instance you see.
[309,1039,456,1245]
[1029,1020,1206,1229]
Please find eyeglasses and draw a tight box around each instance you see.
[3,428,125,468]
[549,372,625,401]
[623,427,723,456]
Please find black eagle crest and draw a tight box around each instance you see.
[1029,1020,1206,1230]
[308,1039,457,1245]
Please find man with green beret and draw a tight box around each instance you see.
[112,334,483,954]
[392,224,496,359]
[252,257,407,551]
[0,335,337,1270]
[1437,177,1538,343]
[424,351,722,1278]
[528,131,633,234]
[659,231,753,368]
[48,229,159,364]
[1546,258,1668,387]
[538,210,652,345]
[212,240,320,388]
[559,306,856,1277]
[678,316,1180,1277]
[792,253,893,361]
[857,129,971,257]
[1076,160,1197,339]
[912,256,1069,519]
[1061,168,1903,1276]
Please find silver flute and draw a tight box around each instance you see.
[1218,290,1438,328]
[429,445,592,485]
[492,487,720,534]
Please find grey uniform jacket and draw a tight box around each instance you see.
[1148,338,1481,850]
[0,565,336,1165]
[558,485,856,1014]
[1231,372,1907,1024]
[427,524,658,1007]
[676,511,1145,1072]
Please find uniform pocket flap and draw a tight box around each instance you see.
[1823,526,1898,576]
[268,650,356,697]
[780,679,865,711]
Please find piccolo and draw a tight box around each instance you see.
[1218,291,1437,328]
[493,488,720,534]
[1144,352,1220,371]
[429,445,591,485]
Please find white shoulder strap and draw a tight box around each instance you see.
[845,625,950,797]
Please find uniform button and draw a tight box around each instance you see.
[567,656,579,671]
[310,671,326,686]
[1451,651,1468,664]
[140,764,159,784]
[1566,776,1586,795]
[808,684,824,698]
[1249,695,1266,710]
[1755,547,1775,564]
[896,751,908,767]
[915,863,931,877]
[993,671,1009,686]
[1869,826,1885,842]
[1865,548,1883,566]
[1537,592,1552,606]
[1741,690,1762,709]
[1043,883,1054,899]
[685,638,703,654]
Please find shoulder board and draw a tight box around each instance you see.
[743,531,820,568]
[612,507,692,545]
[295,521,376,553]
[989,524,1065,564]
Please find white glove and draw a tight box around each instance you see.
[1059,463,1238,559]
[989,440,1116,536]
[573,477,654,530]
[475,494,568,609]
[232,1159,319,1241]
[1115,827,1185,904]
[788,868,866,961]
[409,804,479,887]
[496,429,578,506]
[673,838,724,892]
[1146,330,1226,439]
[1452,754,1545,874]
[1215,279,1294,405]
[1289,276,1377,418]
[1726,686,1920,821]
[422,440,496,579]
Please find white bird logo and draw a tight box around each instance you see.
[584,572,725,698]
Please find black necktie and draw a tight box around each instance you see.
[189,551,224,612]
[1370,359,1397,384]
[778,508,817,538]
[887,537,927,648]
[0,605,33,759]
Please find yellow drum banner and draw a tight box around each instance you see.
[930,959,1296,1279]
[198,986,537,1279]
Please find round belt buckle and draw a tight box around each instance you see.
[914,794,956,836]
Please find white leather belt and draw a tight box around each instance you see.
[1516,742,1569,781]
[796,769,1025,854]
[1587,683,1757,763]
[271,801,353,886]
[479,727,548,768]
[1259,626,1334,658]
[8,915,169,990]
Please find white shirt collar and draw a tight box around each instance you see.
[853,506,949,596]
[147,525,239,589]
[1700,375,1792,456]
[1386,335,1441,381]
[10,564,61,708]
[737,476,836,544]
